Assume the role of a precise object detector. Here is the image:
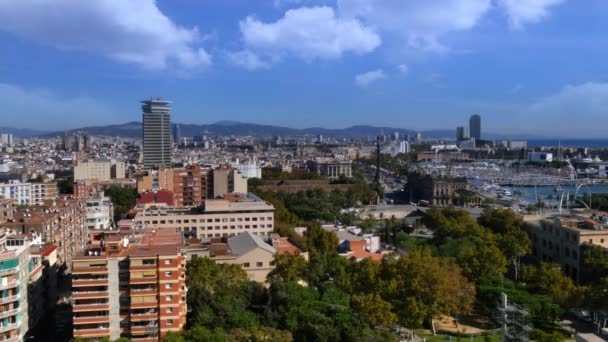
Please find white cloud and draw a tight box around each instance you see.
[498,0,565,29]
[355,69,386,88]
[0,0,211,70]
[518,82,608,136]
[239,6,381,62]
[0,83,118,130]
[338,0,491,52]
[227,50,270,71]
[398,64,409,74]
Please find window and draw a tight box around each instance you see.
[166,307,173,313]
[167,319,173,325]
[207,219,213,223]
[164,259,171,265]
[165,295,173,301]
[256,262,263,267]
[165,283,172,289]
[165,271,173,277]
[215,218,220,222]
[243,263,250,268]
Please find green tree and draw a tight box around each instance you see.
[305,224,339,255]
[267,253,307,283]
[351,294,397,327]
[106,185,137,221]
[379,249,475,334]
[187,256,248,292]
[521,263,579,308]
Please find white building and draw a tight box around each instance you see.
[86,191,113,229]
[528,152,554,163]
[0,134,14,147]
[234,162,262,179]
[0,180,31,205]
[399,141,410,154]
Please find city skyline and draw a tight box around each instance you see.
[2,1,608,137]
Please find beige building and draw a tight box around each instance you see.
[30,181,58,206]
[74,159,126,182]
[525,213,608,282]
[308,158,353,179]
[134,193,275,240]
[185,232,276,283]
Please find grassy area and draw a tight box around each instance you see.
[420,332,501,342]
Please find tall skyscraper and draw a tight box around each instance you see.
[142,98,172,169]
[173,123,181,145]
[456,126,470,141]
[469,114,481,140]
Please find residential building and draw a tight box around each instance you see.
[0,232,31,341]
[137,190,175,207]
[233,162,262,179]
[30,181,58,206]
[86,192,113,230]
[133,193,275,240]
[0,198,13,223]
[0,134,13,147]
[4,198,88,266]
[525,213,608,282]
[142,98,172,169]
[308,158,353,179]
[74,159,126,182]
[0,181,31,205]
[137,166,247,207]
[469,114,481,140]
[71,229,187,341]
[185,232,277,283]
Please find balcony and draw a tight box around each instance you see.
[131,312,158,322]
[73,316,110,325]
[130,276,157,285]
[0,296,18,305]
[0,322,21,334]
[73,327,110,338]
[130,301,158,309]
[0,281,17,291]
[72,267,108,275]
[0,268,18,277]
[131,325,159,334]
[72,291,109,300]
[0,308,19,319]
[72,279,108,287]
[72,303,110,312]
[130,265,157,271]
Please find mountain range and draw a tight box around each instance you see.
[1,121,537,140]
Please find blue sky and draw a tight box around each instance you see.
[1,0,607,137]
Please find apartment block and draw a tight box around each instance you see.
[525,213,608,282]
[0,181,31,205]
[134,193,275,240]
[4,197,88,266]
[74,159,126,182]
[0,199,12,224]
[71,229,187,341]
[137,165,248,208]
[86,192,114,230]
[30,181,58,206]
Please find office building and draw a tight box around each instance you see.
[456,126,470,142]
[172,124,180,145]
[74,159,126,182]
[528,151,553,163]
[142,98,172,169]
[399,141,410,154]
[0,134,13,147]
[133,193,275,240]
[83,135,92,152]
[71,229,187,341]
[469,114,481,140]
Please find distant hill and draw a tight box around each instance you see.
[4,121,530,140]
[0,126,50,137]
[38,121,460,139]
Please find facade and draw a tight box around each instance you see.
[234,162,262,179]
[133,194,275,240]
[142,98,172,169]
[406,173,471,206]
[309,159,353,179]
[30,181,58,206]
[74,159,126,182]
[0,181,31,205]
[137,166,248,207]
[0,198,12,223]
[86,192,114,230]
[71,229,187,341]
[4,198,88,266]
[525,214,608,282]
[0,134,13,147]
[456,126,470,141]
[528,152,554,163]
[469,114,481,140]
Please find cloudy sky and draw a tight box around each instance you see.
[0,0,607,137]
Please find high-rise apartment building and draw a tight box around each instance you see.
[469,114,481,140]
[172,124,180,145]
[142,98,172,169]
[456,126,470,142]
[71,229,187,341]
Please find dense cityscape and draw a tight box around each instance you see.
[2,1,608,342]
